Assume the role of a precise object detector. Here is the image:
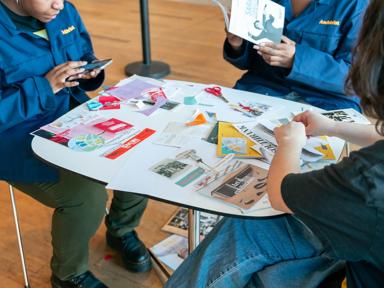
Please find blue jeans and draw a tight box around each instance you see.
[165,216,343,288]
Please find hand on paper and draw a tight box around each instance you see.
[293,111,336,137]
[45,61,86,94]
[274,121,306,149]
[254,36,296,68]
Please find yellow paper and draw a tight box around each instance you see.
[315,144,336,160]
[217,122,262,158]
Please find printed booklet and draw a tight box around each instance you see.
[196,160,268,211]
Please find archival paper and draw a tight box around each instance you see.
[229,0,285,44]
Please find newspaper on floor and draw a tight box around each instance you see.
[150,234,188,271]
[162,207,222,238]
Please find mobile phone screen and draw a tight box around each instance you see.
[82,59,112,71]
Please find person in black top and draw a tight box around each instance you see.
[165,0,384,287]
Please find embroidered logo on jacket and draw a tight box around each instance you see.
[319,20,340,26]
[61,25,76,35]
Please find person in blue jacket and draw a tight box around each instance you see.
[0,1,150,287]
[225,0,369,111]
[166,0,384,287]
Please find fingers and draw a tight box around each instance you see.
[259,53,287,67]
[281,35,295,45]
[52,61,86,74]
[254,41,295,68]
[260,54,282,66]
[255,42,286,53]
[63,80,79,88]
[58,67,85,83]
[90,69,101,77]
[293,111,310,122]
[70,69,101,81]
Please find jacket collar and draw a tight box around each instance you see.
[0,3,19,36]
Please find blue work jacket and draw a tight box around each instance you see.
[0,1,104,183]
[224,0,368,111]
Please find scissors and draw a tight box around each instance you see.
[204,86,229,103]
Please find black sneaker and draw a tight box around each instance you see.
[106,230,152,272]
[51,271,108,288]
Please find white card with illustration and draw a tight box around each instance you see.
[229,0,285,44]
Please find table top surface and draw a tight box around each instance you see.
[32,79,345,218]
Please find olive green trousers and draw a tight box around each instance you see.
[12,169,148,280]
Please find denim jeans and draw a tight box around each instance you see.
[165,216,343,288]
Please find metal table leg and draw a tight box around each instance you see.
[188,209,200,254]
[125,0,170,79]
[151,207,201,284]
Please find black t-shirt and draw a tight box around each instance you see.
[0,1,44,32]
[282,140,384,288]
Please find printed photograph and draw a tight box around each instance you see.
[150,158,191,179]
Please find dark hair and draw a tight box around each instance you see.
[346,0,384,135]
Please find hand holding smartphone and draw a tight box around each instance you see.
[81,58,113,72]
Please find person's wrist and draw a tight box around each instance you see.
[323,120,339,137]
[277,139,304,153]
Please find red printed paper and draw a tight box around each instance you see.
[104,128,156,160]
[94,118,133,133]
[142,87,167,102]
[99,95,121,110]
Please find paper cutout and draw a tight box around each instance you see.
[176,167,205,187]
[184,96,197,105]
[93,118,133,133]
[150,159,192,180]
[229,0,285,45]
[142,87,167,102]
[99,95,121,110]
[196,161,268,211]
[315,144,336,160]
[186,113,207,126]
[103,128,156,159]
[137,96,168,116]
[67,134,105,152]
[87,100,103,111]
[106,78,161,100]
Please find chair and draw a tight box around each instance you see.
[8,184,30,288]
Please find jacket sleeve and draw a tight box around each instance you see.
[286,13,363,95]
[68,2,104,91]
[0,74,55,133]
[223,39,255,70]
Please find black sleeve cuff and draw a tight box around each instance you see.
[224,39,247,59]
[78,70,105,92]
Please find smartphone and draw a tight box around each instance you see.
[81,59,112,72]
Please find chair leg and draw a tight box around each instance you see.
[9,184,30,288]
